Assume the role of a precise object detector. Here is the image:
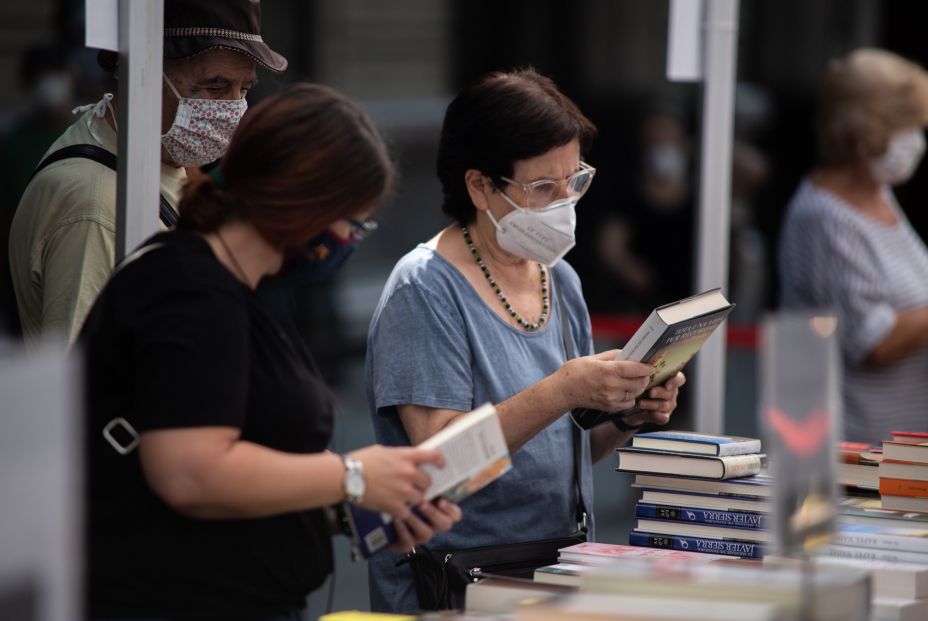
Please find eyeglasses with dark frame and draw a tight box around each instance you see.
[346,218,379,241]
[494,161,596,210]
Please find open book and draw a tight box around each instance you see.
[344,403,511,558]
[574,288,733,429]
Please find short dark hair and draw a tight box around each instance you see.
[178,83,395,253]
[436,68,597,224]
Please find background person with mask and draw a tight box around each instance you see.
[365,69,685,612]
[779,48,928,444]
[8,0,285,347]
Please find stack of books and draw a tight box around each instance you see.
[879,432,928,513]
[533,541,716,587]
[616,431,768,559]
[838,441,881,493]
[517,555,870,621]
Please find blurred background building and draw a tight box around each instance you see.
[1,0,926,617]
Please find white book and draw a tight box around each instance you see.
[636,518,770,543]
[641,489,771,513]
[823,544,928,565]
[834,523,928,554]
[809,556,928,599]
[871,597,928,621]
[617,448,764,479]
[880,460,928,482]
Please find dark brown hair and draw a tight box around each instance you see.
[436,68,597,224]
[178,83,395,252]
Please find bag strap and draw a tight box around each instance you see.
[550,268,589,533]
[30,144,180,228]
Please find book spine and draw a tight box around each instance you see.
[824,544,928,565]
[834,529,928,554]
[880,477,928,498]
[629,531,763,559]
[720,454,763,478]
[635,502,767,529]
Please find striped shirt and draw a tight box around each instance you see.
[779,179,928,443]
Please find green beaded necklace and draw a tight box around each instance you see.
[461,225,549,331]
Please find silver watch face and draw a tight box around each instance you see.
[345,468,365,497]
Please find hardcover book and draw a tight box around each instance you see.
[629,531,764,559]
[617,447,764,480]
[883,441,928,464]
[573,288,733,427]
[640,489,772,513]
[632,472,773,497]
[635,501,768,530]
[891,431,928,444]
[632,431,761,456]
[635,518,770,543]
[344,403,511,558]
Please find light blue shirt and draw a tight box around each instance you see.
[365,244,595,612]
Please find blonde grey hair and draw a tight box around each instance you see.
[818,48,928,166]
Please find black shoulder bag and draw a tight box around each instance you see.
[403,269,588,611]
[30,144,180,228]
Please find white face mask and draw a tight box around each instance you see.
[869,128,926,186]
[486,192,578,267]
[161,74,247,167]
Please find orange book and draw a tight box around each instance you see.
[880,477,928,497]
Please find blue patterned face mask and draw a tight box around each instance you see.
[286,231,360,285]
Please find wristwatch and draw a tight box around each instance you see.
[341,454,366,505]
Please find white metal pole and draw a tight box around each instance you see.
[693,0,739,434]
[116,0,163,261]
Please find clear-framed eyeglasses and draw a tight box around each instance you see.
[495,161,596,210]
[346,218,379,241]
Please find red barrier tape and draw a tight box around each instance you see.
[589,314,759,350]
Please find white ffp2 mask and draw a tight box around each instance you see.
[869,128,926,186]
[486,196,578,267]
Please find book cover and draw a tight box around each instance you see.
[573,289,732,427]
[880,477,928,498]
[635,501,768,530]
[636,518,770,543]
[532,562,588,587]
[631,431,761,456]
[617,447,764,480]
[629,530,764,559]
[345,403,512,558]
[557,541,713,565]
[839,496,928,529]
[640,489,772,513]
[632,472,773,497]
[833,522,928,553]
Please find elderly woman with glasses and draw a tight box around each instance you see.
[364,68,686,613]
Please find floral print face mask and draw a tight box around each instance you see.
[161,74,248,167]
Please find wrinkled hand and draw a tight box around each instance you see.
[387,497,463,553]
[624,371,686,427]
[560,350,653,412]
[348,445,444,518]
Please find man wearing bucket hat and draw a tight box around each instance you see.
[9,0,287,347]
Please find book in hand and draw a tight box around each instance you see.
[344,403,512,558]
[632,431,761,456]
[617,447,764,480]
[573,289,732,429]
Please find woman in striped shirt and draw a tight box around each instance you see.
[779,48,928,444]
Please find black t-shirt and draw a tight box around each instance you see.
[79,230,337,621]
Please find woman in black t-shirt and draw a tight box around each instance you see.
[79,83,461,621]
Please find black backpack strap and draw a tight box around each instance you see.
[30,144,180,228]
[549,267,589,534]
